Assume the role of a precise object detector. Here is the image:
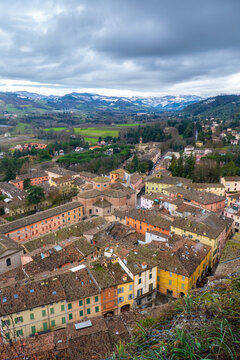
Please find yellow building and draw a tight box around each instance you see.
[154,238,211,297]
[190,183,225,197]
[145,176,192,194]
[49,175,77,195]
[58,266,101,322]
[0,277,66,341]
[171,215,233,266]
[117,246,158,307]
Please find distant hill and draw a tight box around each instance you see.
[182,94,240,118]
[0,91,203,115]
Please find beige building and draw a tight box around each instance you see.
[220,176,240,193]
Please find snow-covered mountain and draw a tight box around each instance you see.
[0,91,203,113]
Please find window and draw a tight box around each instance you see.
[137,289,143,297]
[182,276,185,281]
[16,329,23,337]
[51,320,55,327]
[149,283,153,292]
[95,306,99,313]
[42,310,46,317]
[86,298,90,305]
[169,280,172,285]
[79,310,84,317]
[129,284,133,291]
[30,313,34,320]
[69,313,73,320]
[50,308,54,315]
[6,258,11,267]
[118,287,124,294]
[31,326,36,335]
[15,316,23,324]
[79,300,83,306]
[169,272,172,277]
[157,276,160,282]
[5,332,10,340]
[128,294,133,300]
[118,297,124,303]
[62,317,66,324]
[68,303,72,310]
[43,322,48,331]
[181,284,185,290]
[87,308,91,315]
[2,319,10,327]
[95,296,99,302]
[149,273,152,280]
[61,304,65,311]
[138,278,142,284]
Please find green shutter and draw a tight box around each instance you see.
[31,326,36,335]
[86,298,90,304]
[87,308,91,315]
[61,304,65,311]
[51,320,55,327]
[95,296,99,302]
[68,303,72,310]
[95,306,99,313]
[43,322,48,331]
[16,329,23,337]
[69,313,72,320]
[62,317,66,324]
[79,310,83,317]
[30,313,34,320]
[79,300,83,306]
[50,308,54,314]
[42,310,46,317]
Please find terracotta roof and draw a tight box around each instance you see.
[48,166,77,176]
[172,214,233,238]
[79,171,98,178]
[58,267,99,301]
[15,171,48,181]
[0,235,23,256]
[165,185,225,205]
[222,176,240,181]
[0,277,66,316]
[126,209,172,230]
[92,176,110,183]
[93,199,112,208]
[0,201,83,234]
[146,176,192,185]
[77,189,101,199]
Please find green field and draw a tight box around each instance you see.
[45,127,67,131]
[73,127,119,138]
[84,137,98,144]
[13,122,33,134]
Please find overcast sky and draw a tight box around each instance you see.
[0,0,240,97]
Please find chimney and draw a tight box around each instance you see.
[141,262,147,270]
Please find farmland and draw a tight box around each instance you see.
[43,124,140,143]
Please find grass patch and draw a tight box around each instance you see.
[44,127,67,131]
[12,122,32,134]
[73,127,119,138]
[112,276,240,360]
[84,137,98,144]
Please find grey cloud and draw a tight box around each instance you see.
[0,0,240,95]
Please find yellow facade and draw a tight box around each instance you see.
[117,281,134,314]
[65,294,101,323]
[1,300,67,341]
[157,250,211,297]
[145,180,169,194]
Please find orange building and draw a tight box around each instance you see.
[10,171,49,190]
[0,202,83,242]
[125,209,172,236]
